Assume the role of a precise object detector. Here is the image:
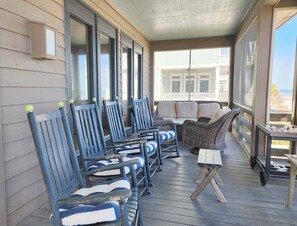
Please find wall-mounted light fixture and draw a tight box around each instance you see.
[29,21,57,60]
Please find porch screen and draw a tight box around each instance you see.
[154,48,230,102]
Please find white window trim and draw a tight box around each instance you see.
[184,73,197,93]
[170,74,182,93]
[197,72,211,92]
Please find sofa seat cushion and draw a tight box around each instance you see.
[176,102,198,118]
[157,101,176,118]
[208,108,231,124]
[197,103,221,119]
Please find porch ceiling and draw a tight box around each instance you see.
[106,0,255,41]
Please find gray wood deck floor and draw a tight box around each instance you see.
[18,133,297,226]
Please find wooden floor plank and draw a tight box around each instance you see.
[18,133,297,226]
[140,133,297,225]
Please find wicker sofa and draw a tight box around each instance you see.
[154,101,222,140]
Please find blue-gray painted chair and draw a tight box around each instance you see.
[70,98,149,196]
[131,97,180,164]
[26,103,142,226]
[103,99,161,186]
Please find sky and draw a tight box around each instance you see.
[272,14,297,91]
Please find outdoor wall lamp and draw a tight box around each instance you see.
[29,21,57,60]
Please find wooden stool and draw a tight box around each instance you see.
[191,149,227,203]
[285,154,297,207]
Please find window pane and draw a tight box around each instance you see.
[154,50,190,101]
[100,33,112,100]
[269,14,297,125]
[185,80,194,92]
[241,23,257,108]
[70,17,90,104]
[154,48,230,102]
[200,80,209,92]
[121,46,130,125]
[172,81,181,93]
[191,48,230,102]
[134,53,140,99]
[233,41,242,103]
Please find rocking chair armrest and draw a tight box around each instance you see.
[107,140,145,149]
[57,189,131,206]
[138,128,159,134]
[84,153,127,161]
[81,159,140,177]
[115,137,149,143]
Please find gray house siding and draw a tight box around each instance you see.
[0,0,150,225]
[0,0,66,225]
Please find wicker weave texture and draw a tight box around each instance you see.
[181,109,240,150]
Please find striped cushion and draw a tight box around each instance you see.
[159,130,176,141]
[146,140,158,154]
[117,140,158,155]
[58,178,130,225]
[88,156,144,176]
[60,201,120,225]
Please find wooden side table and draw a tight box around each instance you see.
[191,149,227,203]
[285,154,297,207]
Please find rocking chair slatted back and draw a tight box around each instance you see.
[70,103,107,170]
[27,108,83,209]
[132,97,154,131]
[103,100,128,143]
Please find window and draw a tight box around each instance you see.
[232,17,258,154]
[185,75,195,93]
[154,48,230,102]
[198,74,210,93]
[99,33,112,100]
[65,0,96,106]
[171,75,181,93]
[65,1,117,135]
[269,14,297,125]
[97,17,117,101]
[134,43,143,99]
[134,53,139,98]
[70,18,91,104]
[66,0,143,133]
[233,18,258,109]
[121,34,133,126]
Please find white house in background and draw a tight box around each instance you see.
[154,48,230,102]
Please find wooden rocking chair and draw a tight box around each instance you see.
[26,103,142,226]
[131,97,180,164]
[103,99,161,186]
[70,98,149,196]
